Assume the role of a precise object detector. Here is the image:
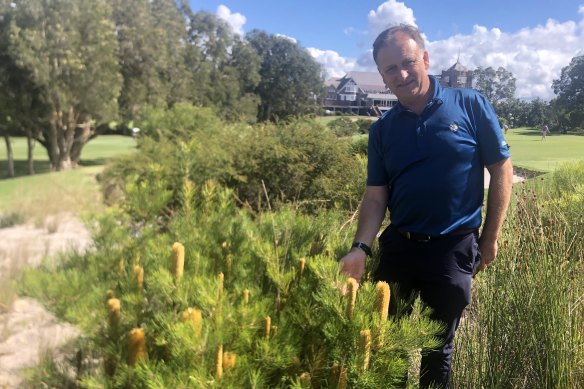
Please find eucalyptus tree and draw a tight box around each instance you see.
[553,55,584,128]
[110,0,190,122]
[473,66,516,108]
[183,9,261,122]
[0,0,48,175]
[246,30,324,122]
[7,0,122,170]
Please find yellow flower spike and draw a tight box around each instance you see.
[215,344,223,379]
[128,328,146,365]
[299,258,306,276]
[133,265,144,289]
[243,289,250,305]
[264,316,271,340]
[223,351,237,370]
[171,242,185,280]
[299,372,311,386]
[118,258,125,275]
[106,289,115,299]
[107,298,121,329]
[331,363,347,389]
[374,282,390,321]
[359,329,372,371]
[346,278,358,320]
[181,308,202,337]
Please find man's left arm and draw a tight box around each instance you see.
[479,157,513,271]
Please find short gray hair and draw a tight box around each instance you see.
[372,24,425,65]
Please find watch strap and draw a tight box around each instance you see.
[351,241,372,257]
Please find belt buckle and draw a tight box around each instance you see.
[419,234,431,243]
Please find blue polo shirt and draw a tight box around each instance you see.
[367,76,510,235]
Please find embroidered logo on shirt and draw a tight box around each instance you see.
[449,122,459,132]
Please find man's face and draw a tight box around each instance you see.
[376,32,430,108]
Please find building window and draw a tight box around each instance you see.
[458,76,467,84]
[344,85,357,93]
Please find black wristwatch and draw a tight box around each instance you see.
[351,241,372,257]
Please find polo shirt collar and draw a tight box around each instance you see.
[392,75,444,114]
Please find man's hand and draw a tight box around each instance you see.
[478,236,498,271]
[340,249,367,281]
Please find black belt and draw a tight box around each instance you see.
[397,228,477,242]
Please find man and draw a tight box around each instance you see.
[541,124,549,140]
[341,24,513,388]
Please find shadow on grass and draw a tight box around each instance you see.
[0,159,107,180]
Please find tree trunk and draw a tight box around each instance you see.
[44,107,94,171]
[48,112,61,171]
[27,133,35,175]
[3,133,15,178]
[70,122,94,165]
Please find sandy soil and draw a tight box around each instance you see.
[0,214,91,388]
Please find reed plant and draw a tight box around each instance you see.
[452,163,584,387]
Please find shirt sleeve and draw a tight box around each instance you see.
[366,120,390,186]
[475,94,511,166]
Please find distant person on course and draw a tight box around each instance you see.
[541,124,549,141]
[503,123,509,134]
[340,24,513,388]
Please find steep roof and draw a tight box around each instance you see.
[447,60,468,72]
[324,77,341,88]
[342,71,386,92]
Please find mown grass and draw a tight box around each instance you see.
[504,127,584,172]
[0,135,135,218]
[0,134,136,178]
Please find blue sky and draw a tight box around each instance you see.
[191,1,584,100]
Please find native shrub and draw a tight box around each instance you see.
[20,181,441,388]
[100,105,366,220]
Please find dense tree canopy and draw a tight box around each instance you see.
[553,55,584,129]
[184,10,261,123]
[0,0,328,172]
[2,0,122,170]
[247,30,324,122]
[473,66,516,107]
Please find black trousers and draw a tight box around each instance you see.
[374,226,481,389]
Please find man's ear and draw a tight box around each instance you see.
[423,50,430,70]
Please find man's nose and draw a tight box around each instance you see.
[399,69,409,79]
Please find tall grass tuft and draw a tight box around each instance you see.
[452,163,584,387]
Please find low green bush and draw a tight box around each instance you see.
[100,105,366,221]
[0,211,24,228]
[327,117,359,137]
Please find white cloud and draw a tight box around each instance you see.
[216,5,246,36]
[307,48,360,78]
[367,0,417,38]
[275,34,297,44]
[315,1,584,100]
[427,18,584,99]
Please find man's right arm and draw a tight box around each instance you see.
[340,185,389,281]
